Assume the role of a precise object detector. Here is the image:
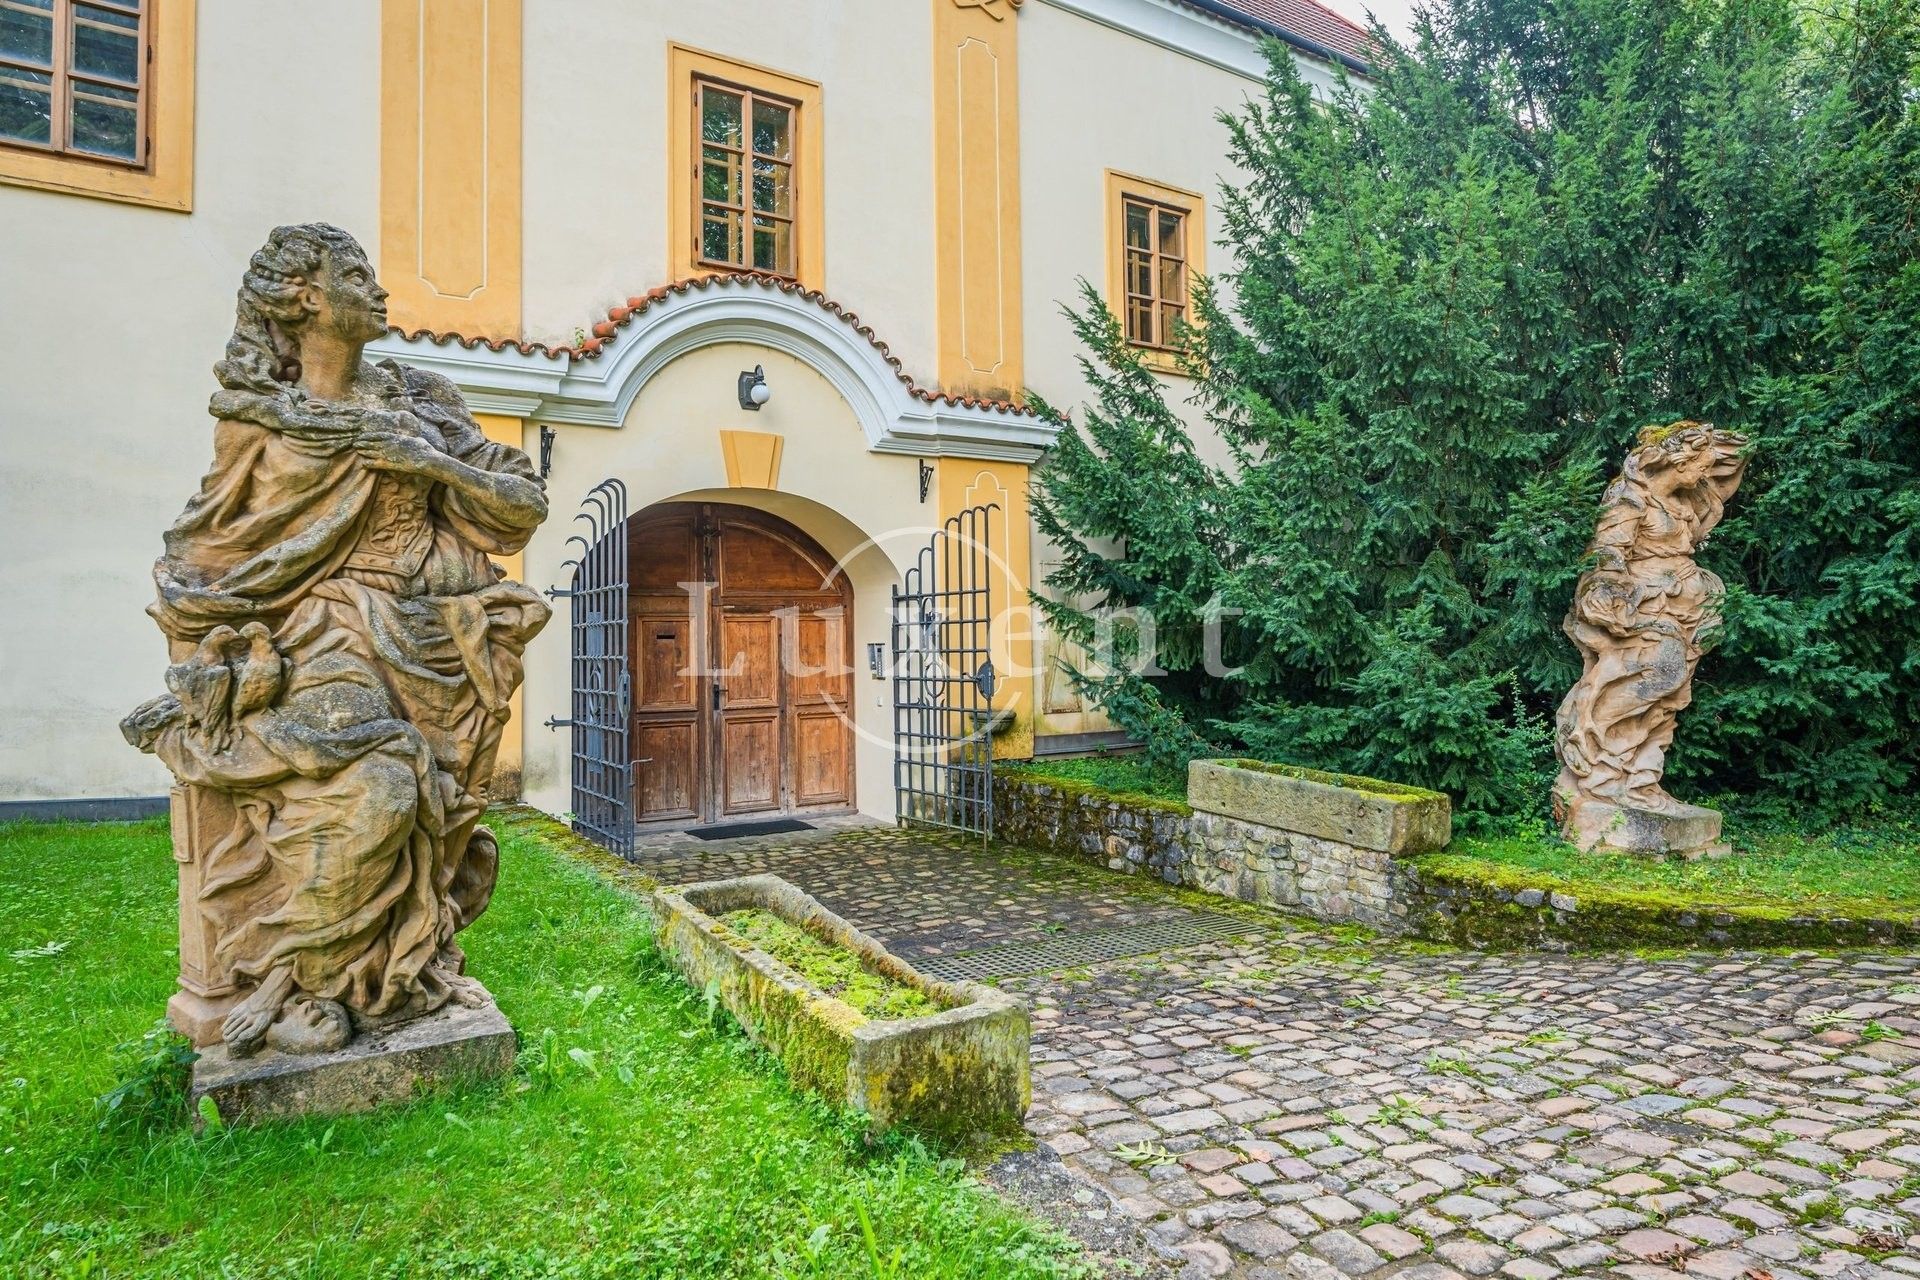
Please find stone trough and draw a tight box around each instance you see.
[652,874,1030,1138]
[1187,758,1452,856]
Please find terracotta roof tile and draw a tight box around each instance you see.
[387,271,1039,418]
[1193,0,1378,65]
[386,326,582,361]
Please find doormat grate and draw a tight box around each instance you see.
[685,819,816,841]
[912,913,1263,983]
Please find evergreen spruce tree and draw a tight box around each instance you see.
[1032,0,1920,824]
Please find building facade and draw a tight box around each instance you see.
[0,0,1368,830]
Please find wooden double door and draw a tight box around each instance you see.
[627,503,855,828]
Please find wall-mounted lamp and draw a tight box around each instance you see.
[737,364,771,411]
[539,424,556,479]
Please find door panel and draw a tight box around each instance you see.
[637,617,695,710]
[635,721,699,821]
[633,517,701,592]
[792,609,848,703]
[719,713,781,814]
[629,509,705,826]
[716,611,783,817]
[716,516,836,592]
[794,709,850,806]
[719,614,780,707]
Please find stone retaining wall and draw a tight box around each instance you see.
[990,770,1417,930]
[992,772,1920,949]
[1185,809,1409,930]
[988,773,1192,884]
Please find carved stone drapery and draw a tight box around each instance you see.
[1552,421,1748,858]
[123,224,549,1066]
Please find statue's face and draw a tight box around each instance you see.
[1674,447,1718,487]
[304,249,389,344]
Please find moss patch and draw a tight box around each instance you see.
[1427,814,1920,919]
[720,909,947,1021]
[999,756,1191,811]
[1219,759,1444,803]
[1405,811,1920,949]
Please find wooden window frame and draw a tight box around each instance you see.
[1,0,148,166]
[693,75,799,279]
[1104,171,1205,376]
[669,44,822,289]
[0,0,191,209]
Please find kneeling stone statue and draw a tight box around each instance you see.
[123,225,549,1111]
[1553,421,1747,858]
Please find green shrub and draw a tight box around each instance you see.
[1033,0,1920,824]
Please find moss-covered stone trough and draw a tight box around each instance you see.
[652,874,1030,1138]
[1188,758,1452,856]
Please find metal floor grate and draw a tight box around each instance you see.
[683,818,815,841]
[912,912,1264,983]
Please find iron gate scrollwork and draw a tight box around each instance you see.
[892,503,999,837]
[546,479,633,858]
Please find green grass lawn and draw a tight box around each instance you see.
[1427,813,1920,919]
[0,817,1091,1280]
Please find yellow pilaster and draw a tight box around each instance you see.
[938,458,1035,760]
[381,0,523,336]
[932,0,1025,402]
[475,412,528,798]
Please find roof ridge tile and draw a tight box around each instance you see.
[386,271,1040,418]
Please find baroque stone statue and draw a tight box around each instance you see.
[1553,421,1748,858]
[122,224,549,1083]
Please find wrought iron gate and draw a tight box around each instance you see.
[892,504,999,837]
[546,479,633,857]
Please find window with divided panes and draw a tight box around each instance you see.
[0,0,146,166]
[696,77,797,277]
[1122,196,1189,350]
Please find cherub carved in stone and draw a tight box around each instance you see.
[123,224,550,1058]
[1553,421,1748,857]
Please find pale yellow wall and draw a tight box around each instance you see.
[932,0,1024,402]
[1018,2,1266,738]
[936,458,1036,759]
[473,412,528,797]
[0,0,381,803]
[1018,1,1254,440]
[382,0,523,335]
[522,343,932,822]
[521,0,938,375]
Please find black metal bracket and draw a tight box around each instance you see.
[738,364,767,410]
[974,659,998,701]
[918,459,934,504]
[539,425,556,479]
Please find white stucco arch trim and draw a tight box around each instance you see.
[368,278,1060,462]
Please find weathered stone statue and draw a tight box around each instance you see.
[1553,421,1747,858]
[122,224,549,1114]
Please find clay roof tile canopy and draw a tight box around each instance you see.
[1200,0,1376,66]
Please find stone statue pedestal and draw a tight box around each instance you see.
[189,992,516,1128]
[1558,795,1731,860]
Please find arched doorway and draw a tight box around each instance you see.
[627,501,854,828]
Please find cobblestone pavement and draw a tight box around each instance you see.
[608,823,1920,1279]
[1007,933,1920,1280]
[623,822,1238,964]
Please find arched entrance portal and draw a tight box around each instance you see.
[627,502,854,828]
